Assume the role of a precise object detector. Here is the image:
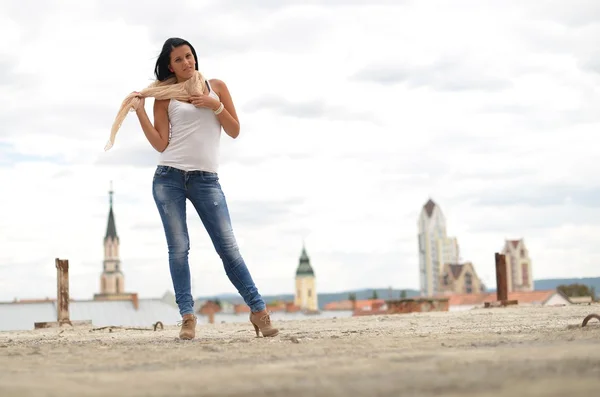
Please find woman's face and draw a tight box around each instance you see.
[169,45,196,81]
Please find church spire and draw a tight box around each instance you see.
[105,181,118,240]
[296,242,314,276]
[98,180,124,296]
[294,242,318,312]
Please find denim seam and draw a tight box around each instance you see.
[215,229,252,302]
[214,227,262,313]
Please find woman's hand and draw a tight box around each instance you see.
[189,94,221,111]
[133,91,145,113]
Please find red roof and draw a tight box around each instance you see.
[323,299,385,311]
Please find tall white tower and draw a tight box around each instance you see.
[417,199,460,297]
[294,244,318,312]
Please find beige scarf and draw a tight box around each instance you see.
[105,71,207,151]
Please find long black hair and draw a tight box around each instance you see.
[154,38,199,81]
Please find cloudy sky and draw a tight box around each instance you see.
[1,0,599,302]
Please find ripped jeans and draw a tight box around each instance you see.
[152,165,266,316]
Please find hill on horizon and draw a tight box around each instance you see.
[533,277,600,292]
[485,277,600,294]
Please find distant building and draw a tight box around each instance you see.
[0,182,181,331]
[194,299,236,314]
[294,244,318,312]
[417,199,460,297]
[94,182,136,302]
[0,297,181,332]
[501,239,534,292]
[438,262,485,295]
[323,299,385,311]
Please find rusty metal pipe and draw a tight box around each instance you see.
[582,313,600,327]
[55,258,71,326]
[494,253,508,302]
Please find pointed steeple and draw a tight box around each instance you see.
[105,181,118,241]
[296,243,315,277]
[423,198,436,218]
[98,180,124,296]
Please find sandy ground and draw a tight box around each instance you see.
[1,304,599,397]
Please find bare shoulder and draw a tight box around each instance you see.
[209,78,226,88]
[209,78,230,95]
[154,98,170,108]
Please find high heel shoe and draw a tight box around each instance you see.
[249,310,279,337]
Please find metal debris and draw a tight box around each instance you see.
[89,322,165,333]
[484,253,518,308]
[55,258,71,327]
[581,313,600,327]
[33,258,91,330]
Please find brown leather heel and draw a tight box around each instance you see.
[249,311,279,337]
[178,314,197,340]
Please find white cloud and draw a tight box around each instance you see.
[1,0,599,303]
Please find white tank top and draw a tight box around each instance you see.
[158,80,222,172]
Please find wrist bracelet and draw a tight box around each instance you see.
[214,102,224,115]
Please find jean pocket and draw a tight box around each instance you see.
[154,165,171,178]
[203,172,219,182]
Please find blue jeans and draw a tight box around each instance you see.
[152,165,266,316]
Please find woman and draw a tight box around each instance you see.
[133,37,278,340]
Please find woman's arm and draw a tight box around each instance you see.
[135,97,170,152]
[211,79,240,139]
[189,79,241,139]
